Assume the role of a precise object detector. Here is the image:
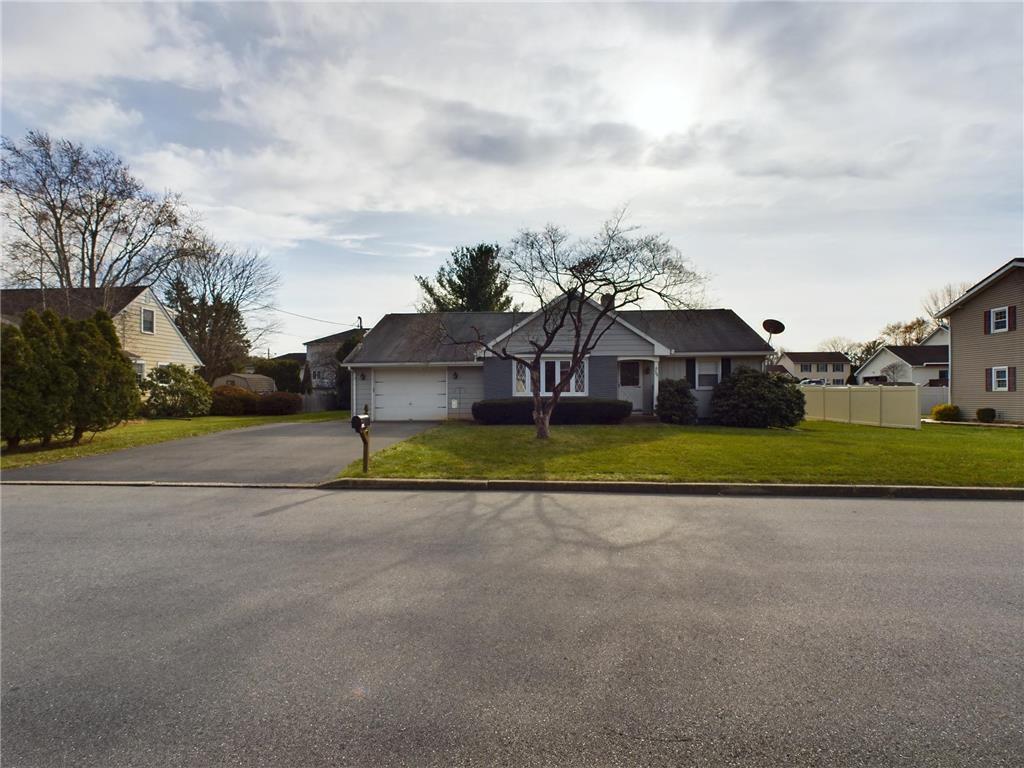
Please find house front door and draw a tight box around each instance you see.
[619,361,643,411]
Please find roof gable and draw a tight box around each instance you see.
[782,351,852,364]
[936,258,1023,317]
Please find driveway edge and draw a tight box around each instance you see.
[318,478,1024,500]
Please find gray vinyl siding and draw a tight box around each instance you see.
[658,355,765,418]
[947,268,1024,422]
[503,305,655,357]
[448,367,483,419]
[483,358,514,399]
[588,356,618,399]
[352,370,373,416]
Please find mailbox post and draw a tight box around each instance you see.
[350,414,370,473]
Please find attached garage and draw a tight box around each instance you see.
[371,367,447,421]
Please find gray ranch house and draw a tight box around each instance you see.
[344,304,772,421]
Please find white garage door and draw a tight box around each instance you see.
[373,367,447,421]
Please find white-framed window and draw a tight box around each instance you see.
[833,363,845,372]
[512,358,588,396]
[816,363,828,373]
[992,366,1009,391]
[991,306,1009,333]
[141,308,155,334]
[132,362,145,384]
[799,363,812,373]
[832,378,845,386]
[696,359,720,390]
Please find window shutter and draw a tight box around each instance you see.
[1009,306,1017,332]
[983,310,991,334]
[1010,367,1017,392]
[721,357,732,379]
[985,368,992,392]
[685,358,696,386]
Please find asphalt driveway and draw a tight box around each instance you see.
[1,420,435,484]
[2,487,1021,767]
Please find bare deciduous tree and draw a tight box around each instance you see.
[1,131,184,296]
[817,336,858,356]
[880,361,905,383]
[880,317,930,346]
[922,282,971,321]
[159,234,280,381]
[447,210,707,439]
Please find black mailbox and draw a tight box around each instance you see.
[351,414,369,433]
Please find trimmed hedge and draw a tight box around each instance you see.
[141,364,212,418]
[257,391,302,415]
[210,385,260,416]
[472,397,632,425]
[931,403,960,422]
[976,408,996,423]
[710,367,804,428]
[655,378,698,425]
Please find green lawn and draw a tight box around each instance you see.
[340,420,1024,487]
[1,411,349,471]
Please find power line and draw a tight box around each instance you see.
[258,305,360,327]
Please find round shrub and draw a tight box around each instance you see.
[656,378,698,425]
[976,408,996,423]
[210,385,259,416]
[472,397,631,425]
[256,391,303,415]
[930,403,961,422]
[141,364,212,418]
[710,367,805,428]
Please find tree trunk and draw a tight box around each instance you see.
[534,407,552,439]
[7,436,21,451]
[71,426,85,445]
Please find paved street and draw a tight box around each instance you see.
[2,487,1022,767]
[1,420,434,484]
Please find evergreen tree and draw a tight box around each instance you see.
[19,310,76,445]
[415,244,515,312]
[1,324,41,450]
[92,311,141,423]
[64,313,138,444]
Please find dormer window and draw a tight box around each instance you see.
[141,308,155,334]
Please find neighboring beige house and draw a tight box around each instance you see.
[936,258,1023,422]
[0,286,202,381]
[211,372,277,393]
[777,351,852,385]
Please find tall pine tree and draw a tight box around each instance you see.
[415,244,515,312]
[19,310,76,445]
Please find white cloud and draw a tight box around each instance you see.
[2,2,1020,352]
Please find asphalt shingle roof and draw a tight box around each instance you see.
[782,351,853,364]
[344,308,772,364]
[0,286,148,321]
[885,345,949,366]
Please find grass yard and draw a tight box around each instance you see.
[1,411,349,471]
[341,420,1024,487]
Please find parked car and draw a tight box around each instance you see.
[799,378,827,386]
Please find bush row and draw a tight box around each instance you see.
[210,385,302,416]
[2,309,139,448]
[471,397,632,425]
[930,404,997,423]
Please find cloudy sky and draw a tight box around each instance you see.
[3,2,1021,353]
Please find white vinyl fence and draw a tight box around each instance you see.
[800,385,921,429]
[918,386,950,417]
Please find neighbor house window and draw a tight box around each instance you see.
[696,359,720,389]
[141,308,155,334]
[832,378,845,386]
[799,363,812,373]
[133,362,145,384]
[513,358,588,396]
[993,366,1009,391]
[991,307,1009,333]
[833,363,845,372]
[816,363,828,373]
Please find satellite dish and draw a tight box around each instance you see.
[763,319,785,335]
